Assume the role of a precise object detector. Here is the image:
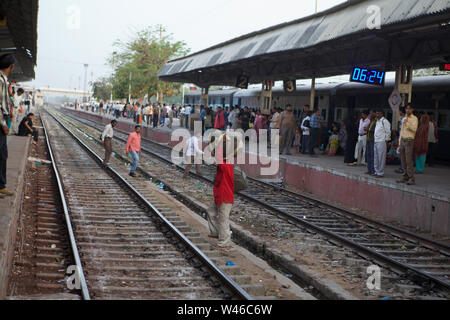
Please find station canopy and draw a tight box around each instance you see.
[158,0,450,87]
[0,0,38,82]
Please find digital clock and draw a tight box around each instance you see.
[350,67,385,86]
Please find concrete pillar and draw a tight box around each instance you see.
[201,87,209,106]
[261,80,273,115]
[310,76,316,110]
[394,65,413,130]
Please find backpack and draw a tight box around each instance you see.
[234,166,248,193]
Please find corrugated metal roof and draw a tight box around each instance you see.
[191,75,450,98]
[159,0,450,81]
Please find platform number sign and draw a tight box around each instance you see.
[236,74,249,89]
[283,80,296,93]
[350,67,385,86]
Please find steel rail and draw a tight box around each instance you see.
[45,109,252,301]
[63,110,450,254]
[38,108,91,300]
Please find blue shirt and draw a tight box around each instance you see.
[200,109,206,120]
[310,114,323,128]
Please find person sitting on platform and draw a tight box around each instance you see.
[18,113,39,145]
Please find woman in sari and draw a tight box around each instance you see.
[414,114,430,174]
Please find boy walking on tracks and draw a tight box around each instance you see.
[126,125,142,178]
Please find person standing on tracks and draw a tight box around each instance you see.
[397,104,418,186]
[0,54,15,198]
[126,125,142,178]
[101,120,118,165]
[208,133,235,250]
[183,131,204,179]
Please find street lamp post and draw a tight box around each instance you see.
[110,51,117,104]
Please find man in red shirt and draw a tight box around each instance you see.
[208,134,235,249]
[125,126,142,177]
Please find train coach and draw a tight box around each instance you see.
[185,75,450,160]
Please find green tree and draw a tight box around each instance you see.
[92,77,112,101]
[109,25,189,103]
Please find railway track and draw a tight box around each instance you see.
[40,109,253,300]
[55,109,450,298]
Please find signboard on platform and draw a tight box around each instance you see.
[350,67,385,86]
[389,89,402,112]
[283,80,296,93]
[236,75,249,89]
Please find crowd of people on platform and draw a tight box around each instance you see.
[85,96,440,187]
[0,54,39,200]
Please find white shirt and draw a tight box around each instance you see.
[185,107,191,115]
[101,124,114,141]
[301,116,311,135]
[186,136,203,157]
[374,117,391,143]
[270,112,280,129]
[13,94,23,110]
[428,122,437,143]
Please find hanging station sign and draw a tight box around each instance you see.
[283,80,296,93]
[350,67,385,86]
[236,75,249,89]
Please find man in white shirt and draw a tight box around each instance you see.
[373,110,391,178]
[101,120,118,165]
[300,111,312,154]
[184,131,204,178]
[184,105,191,129]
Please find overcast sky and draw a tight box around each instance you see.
[29,0,347,89]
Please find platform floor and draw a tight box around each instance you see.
[0,136,31,298]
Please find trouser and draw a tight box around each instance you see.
[185,115,189,129]
[10,111,18,135]
[147,115,152,126]
[310,128,320,154]
[168,118,173,129]
[30,127,39,142]
[0,131,7,189]
[207,202,233,247]
[415,154,426,173]
[355,135,367,165]
[374,141,386,176]
[280,127,294,154]
[130,151,139,174]
[184,156,201,177]
[104,137,112,164]
[366,141,375,174]
[400,140,415,182]
[160,116,166,126]
[301,135,310,154]
[427,143,437,167]
[153,115,159,128]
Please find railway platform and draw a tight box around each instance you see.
[0,136,31,298]
[64,107,450,238]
